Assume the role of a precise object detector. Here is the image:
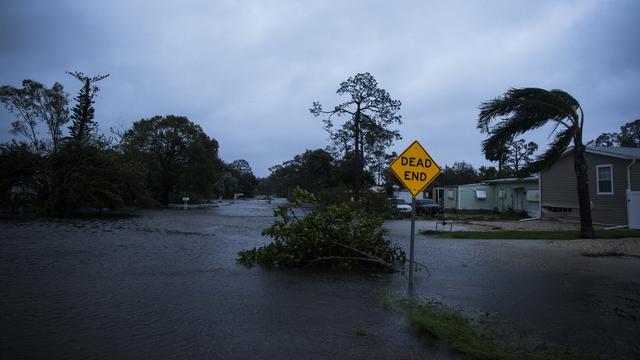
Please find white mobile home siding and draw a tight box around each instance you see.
[492,181,540,217]
[443,187,458,209]
[457,184,494,211]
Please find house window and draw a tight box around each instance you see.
[475,190,487,199]
[596,164,613,195]
[498,189,506,198]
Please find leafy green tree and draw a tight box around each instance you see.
[45,141,149,215]
[619,119,640,147]
[67,71,109,142]
[228,159,257,197]
[589,120,640,148]
[121,115,222,204]
[180,132,224,198]
[478,165,498,180]
[480,136,509,177]
[310,73,402,198]
[0,80,69,153]
[229,159,252,175]
[478,88,594,238]
[214,172,240,199]
[369,150,397,185]
[264,149,339,198]
[438,161,479,185]
[503,138,538,176]
[0,74,157,215]
[591,132,618,147]
[0,141,43,210]
[1,79,69,212]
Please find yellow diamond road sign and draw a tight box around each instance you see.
[389,140,442,197]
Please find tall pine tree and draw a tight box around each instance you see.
[67,71,109,142]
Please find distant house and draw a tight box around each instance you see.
[441,177,540,217]
[540,146,640,228]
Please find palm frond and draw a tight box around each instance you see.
[521,128,574,174]
[549,89,580,110]
[478,88,577,132]
[481,111,557,156]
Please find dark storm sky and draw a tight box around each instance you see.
[1,0,638,176]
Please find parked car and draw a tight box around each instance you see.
[416,199,440,216]
[387,198,412,213]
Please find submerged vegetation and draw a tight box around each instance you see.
[237,188,406,271]
[379,292,592,360]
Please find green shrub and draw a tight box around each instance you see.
[237,202,405,271]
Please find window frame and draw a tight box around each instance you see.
[596,164,613,195]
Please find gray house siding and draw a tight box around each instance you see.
[590,154,630,225]
[541,152,633,225]
[540,154,579,209]
[631,161,640,191]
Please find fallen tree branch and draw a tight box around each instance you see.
[331,240,406,274]
[331,240,377,259]
[412,260,432,277]
[310,256,404,273]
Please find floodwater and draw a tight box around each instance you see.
[1,201,456,360]
[1,200,639,359]
[386,219,640,360]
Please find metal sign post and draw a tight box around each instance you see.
[409,196,416,294]
[388,140,442,296]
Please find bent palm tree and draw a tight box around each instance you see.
[478,88,595,238]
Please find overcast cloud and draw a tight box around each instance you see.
[1,0,638,176]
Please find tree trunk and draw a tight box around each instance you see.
[353,107,361,201]
[572,142,595,238]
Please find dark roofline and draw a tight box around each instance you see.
[560,146,640,160]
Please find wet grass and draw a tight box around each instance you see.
[378,291,593,360]
[421,229,640,239]
[448,212,529,222]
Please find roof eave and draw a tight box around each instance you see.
[561,146,640,160]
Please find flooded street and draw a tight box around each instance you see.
[386,220,640,359]
[2,200,639,359]
[1,201,454,360]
